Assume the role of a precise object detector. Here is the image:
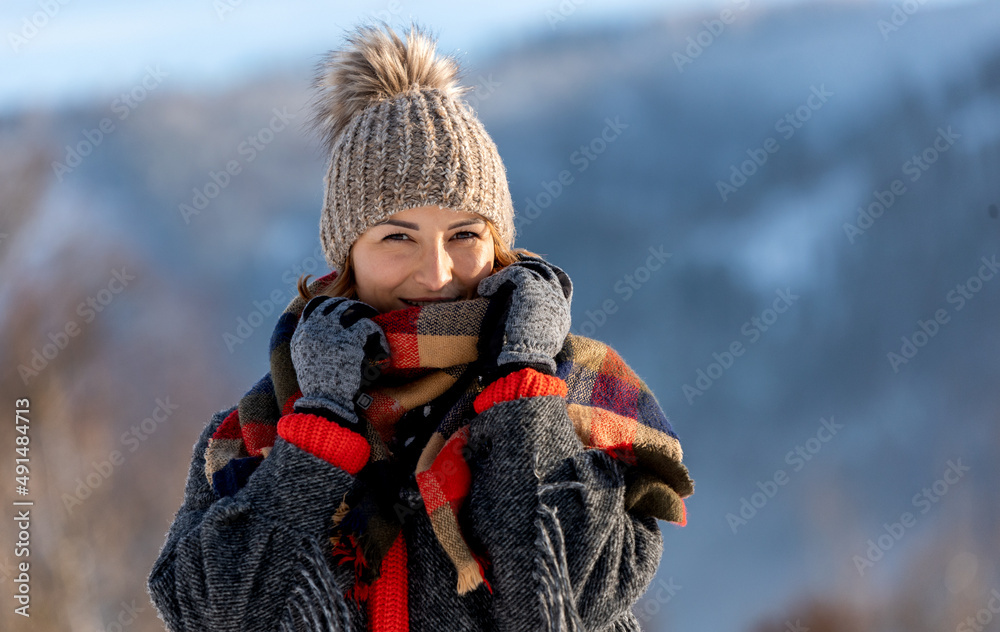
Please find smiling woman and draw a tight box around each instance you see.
[148,18,692,632]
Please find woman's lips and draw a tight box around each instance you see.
[401,297,459,306]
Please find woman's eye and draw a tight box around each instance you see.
[454,231,480,240]
[382,233,408,241]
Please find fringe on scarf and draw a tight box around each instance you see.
[203,271,695,604]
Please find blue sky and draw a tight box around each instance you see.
[0,0,979,113]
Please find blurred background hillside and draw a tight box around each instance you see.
[1,0,998,630]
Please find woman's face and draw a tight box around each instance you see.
[351,205,496,313]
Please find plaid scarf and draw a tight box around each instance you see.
[204,271,692,605]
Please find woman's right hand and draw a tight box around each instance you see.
[289,296,390,427]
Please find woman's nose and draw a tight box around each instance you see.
[413,242,452,290]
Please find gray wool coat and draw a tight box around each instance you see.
[146,381,671,631]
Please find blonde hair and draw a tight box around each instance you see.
[297,216,540,302]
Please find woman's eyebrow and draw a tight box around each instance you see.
[375,218,485,230]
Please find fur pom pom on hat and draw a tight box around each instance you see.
[309,21,516,273]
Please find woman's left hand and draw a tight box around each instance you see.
[476,253,573,378]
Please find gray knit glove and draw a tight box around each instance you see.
[289,296,391,426]
[477,253,573,380]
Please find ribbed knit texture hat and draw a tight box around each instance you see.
[309,21,516,273]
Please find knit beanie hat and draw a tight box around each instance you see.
[309,21,517,274]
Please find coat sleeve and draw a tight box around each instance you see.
[146,405,364,632]
[467,367,692,632]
